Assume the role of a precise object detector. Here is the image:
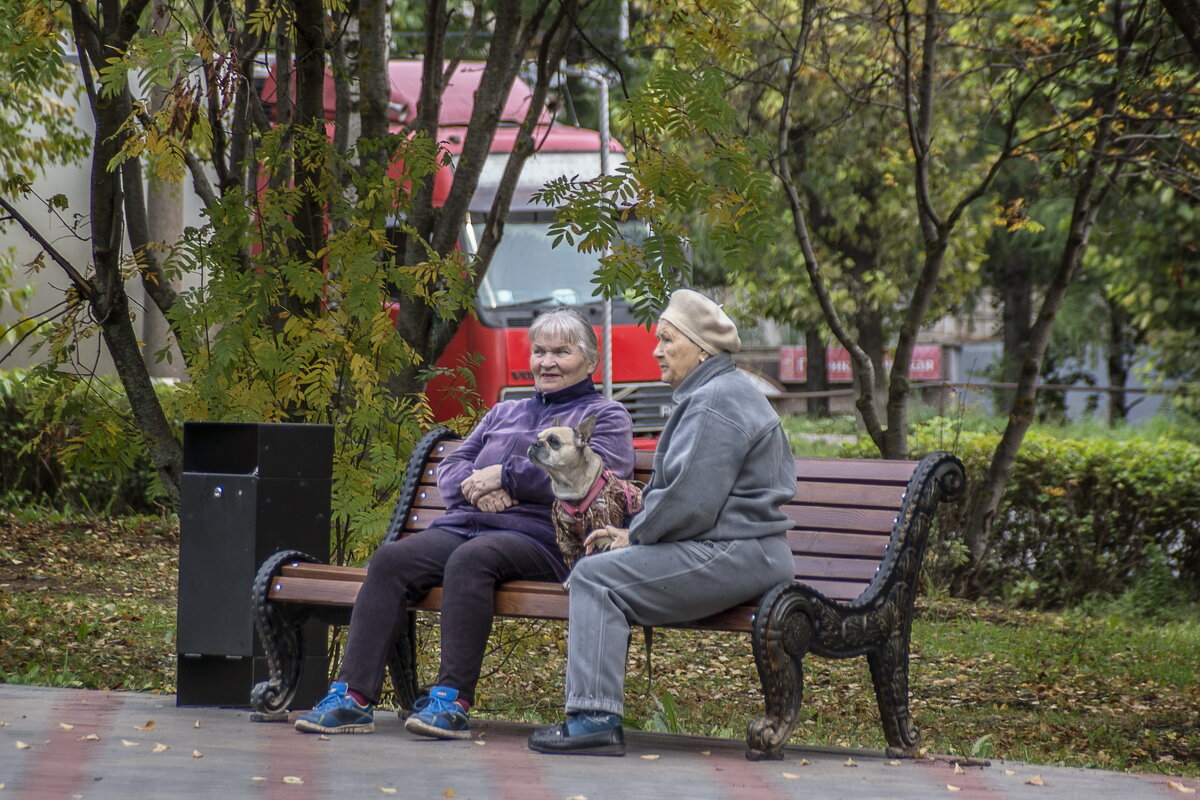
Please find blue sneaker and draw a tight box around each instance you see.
[294,682,375,734]
[404,685,471,739]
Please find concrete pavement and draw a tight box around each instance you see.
[1,684,1195,799]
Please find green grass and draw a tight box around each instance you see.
[2,511,1198,776]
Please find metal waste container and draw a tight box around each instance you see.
[176,422,332,706]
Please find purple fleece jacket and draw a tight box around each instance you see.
[431,378,635,581]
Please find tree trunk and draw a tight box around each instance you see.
[804,329,829,417]
[960,152,1119,587]
[1107,299,1131,424]
[88,20,183,507]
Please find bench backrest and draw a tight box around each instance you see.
[397,439,918,603]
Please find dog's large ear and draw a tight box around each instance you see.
[575,414,597,445]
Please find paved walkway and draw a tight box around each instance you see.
[1,685,1195,799]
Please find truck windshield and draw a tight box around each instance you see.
[467,214,645,308]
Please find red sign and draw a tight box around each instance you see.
[778,345,942,383]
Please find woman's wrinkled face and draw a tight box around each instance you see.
[653,321,705,388]
[531,336,593,392]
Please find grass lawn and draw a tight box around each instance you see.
[2,511,1197,776]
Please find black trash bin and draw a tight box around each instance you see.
[176,422,332,707]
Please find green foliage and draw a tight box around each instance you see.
[168,127,480,563]
[0,368,171,514]
[840,419,1200,607]
[0,1,90,183]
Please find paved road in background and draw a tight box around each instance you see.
[1,685,1195,799]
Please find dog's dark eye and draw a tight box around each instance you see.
[547,434,560,448]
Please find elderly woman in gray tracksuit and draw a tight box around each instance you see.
[528,288,796,756]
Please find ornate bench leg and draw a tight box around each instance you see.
[868,634,922,757]
[747,583,814,760]
[250,550,323,721]
[387,611,421,713]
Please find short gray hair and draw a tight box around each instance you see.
[528,308,599,370]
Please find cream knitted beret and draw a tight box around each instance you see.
[659,289,741,355]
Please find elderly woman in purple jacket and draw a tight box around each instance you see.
[295,308,634,740]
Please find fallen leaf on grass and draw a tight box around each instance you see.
[641,754,660,760]
[192,750,204,759]
[953,763,965,775]
[58,723,75,730]
[843,758,858,767]
[15,741,32,750]
[1167,782,1196,794]
[153,743,169,753]
[78,734,100,742]
[121,739,139,747]
[1026,775,1045,786]
[282,776,303,784]
[134,720,156,731]
[781,772,800,779]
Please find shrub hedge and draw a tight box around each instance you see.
[0,368,170,514]
[843,421,1200,607]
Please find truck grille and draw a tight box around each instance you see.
[499,382,674,434]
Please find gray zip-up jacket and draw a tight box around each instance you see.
[628,353,794,545]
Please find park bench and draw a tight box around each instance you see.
[249,426,964,760]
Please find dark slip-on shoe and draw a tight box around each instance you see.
[527,722,625,756]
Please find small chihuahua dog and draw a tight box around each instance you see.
[527,415,643,569]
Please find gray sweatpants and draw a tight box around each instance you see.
[563,534,795,716]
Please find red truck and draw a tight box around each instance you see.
[262,59,669,435]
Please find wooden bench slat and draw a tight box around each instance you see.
[788,530,889,558]
[793,555,882,581]
[782,505,898,533]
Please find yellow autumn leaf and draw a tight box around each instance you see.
[193,750,204,758]
[380,788,397,795]
[947,785,961,792]
[134,720,156,731]
[153,743,170,753]
[641,754,660,760]
[193,720,201,728]
[799,758,811,766]
[79,734,100,742]
[443,791,455,798]
[121,739,139,747]
[1168,782,1196,794]
[781,772,800,779]
[0,720,11,727]
[843,757,858,767]
[250,777,267,782]
[1026,775,1045,786]
[887,760,902,766]
[282,776,303,784]
[473,740,486,746]
[15,741,32,750]
[1005,769,1016,776]
[700,750,711,756]
[953,763,965,775]
[58,723,75,730]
